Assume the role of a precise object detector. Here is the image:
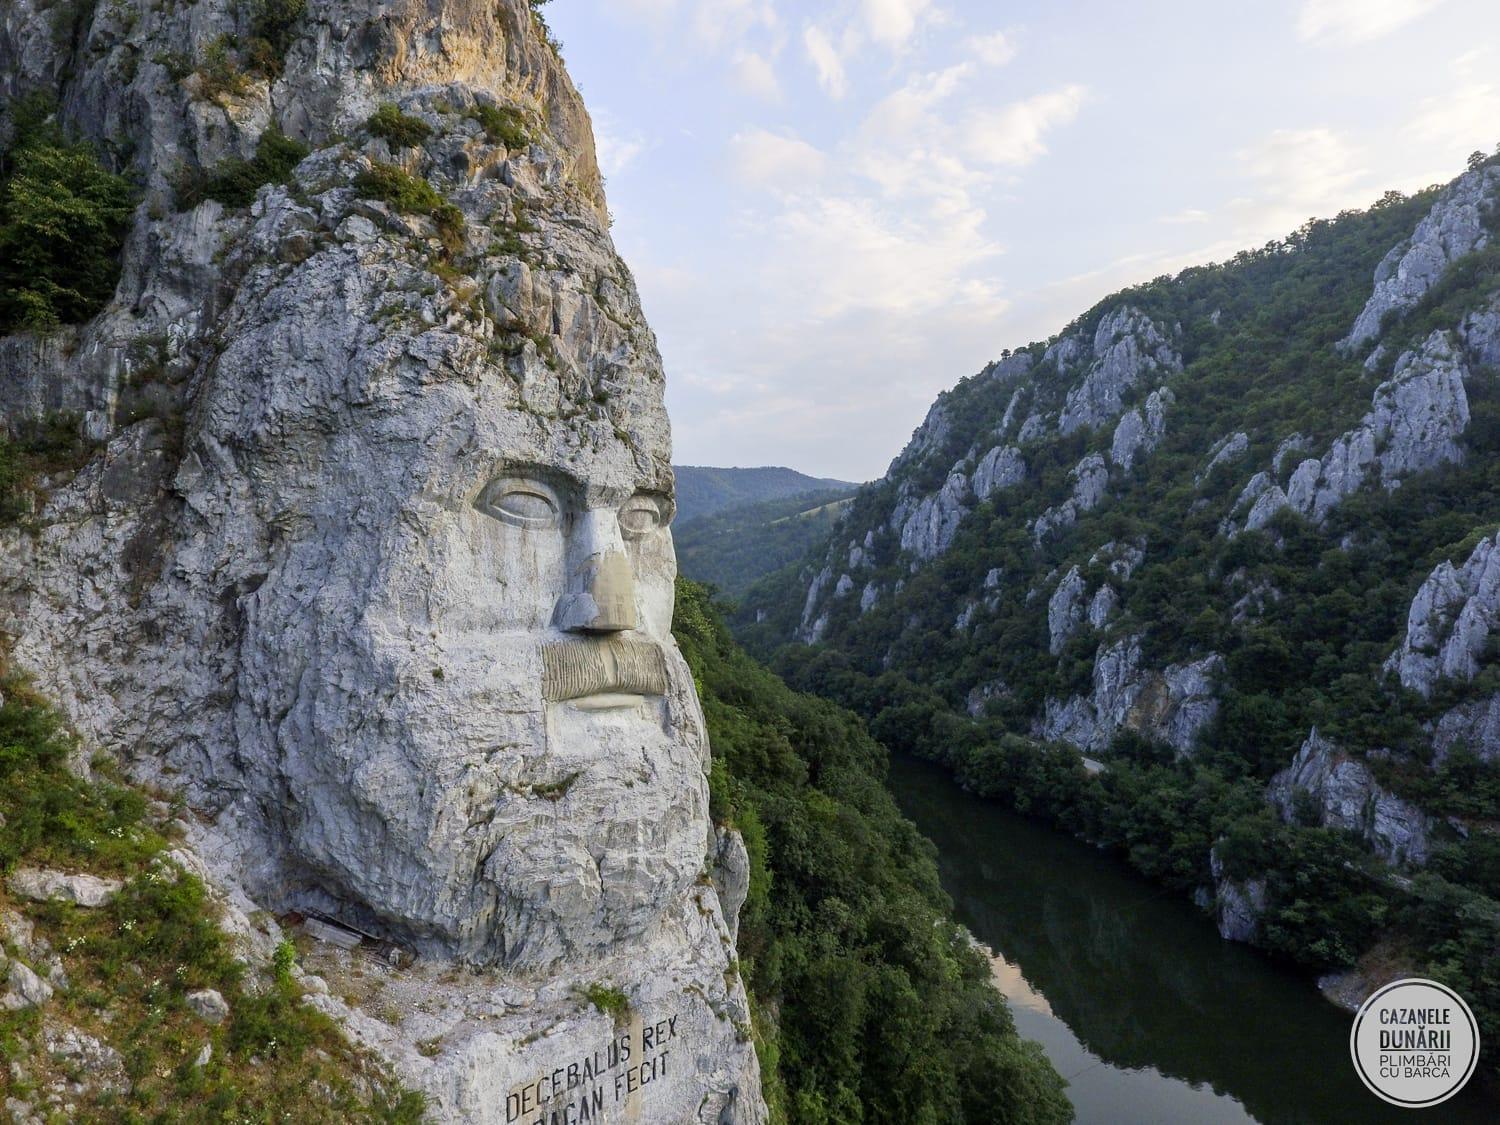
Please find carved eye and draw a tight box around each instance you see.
[476,481,561,529]
[619,496,664,538]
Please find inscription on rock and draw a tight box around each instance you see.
[506,1013,682,1124]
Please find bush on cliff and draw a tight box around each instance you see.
[0,98,133,334]
[673,579,1073,1124]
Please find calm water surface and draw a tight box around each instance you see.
[886,753,1498,1124]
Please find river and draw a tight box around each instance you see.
[886,753,1498,1124]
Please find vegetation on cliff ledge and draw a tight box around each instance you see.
[0,666,424,1122]
[674,579,1072,1124]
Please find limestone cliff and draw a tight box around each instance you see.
[0,2,764,1121]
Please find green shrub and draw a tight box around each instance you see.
[181,128,309,210]
[468,102,530,150]
[0,115,133,334]
[246,0,306,77]
[196,34,249,101]
[367,103,432,149]
[353,161,464,254]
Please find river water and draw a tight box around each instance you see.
[886,753,1498,1124]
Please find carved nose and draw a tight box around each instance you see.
[555,510,638,633]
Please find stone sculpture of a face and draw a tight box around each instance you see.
[194,224,703,970]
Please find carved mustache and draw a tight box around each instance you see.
[540,639,669,702]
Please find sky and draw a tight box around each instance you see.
[545,0,1500,481]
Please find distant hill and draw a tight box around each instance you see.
[675,488,856,598]
[672,465,857,525]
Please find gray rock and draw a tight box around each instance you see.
[1266,730,1430,866]
[3,960,53,1010]
[1432,694,1500,763]
[42,1021,129,1096]
[1109,386,1173,472]
[8,869,122,908]
[972,445,1026,500]
[710,828,751,946]
[1016,412,1047,443]
[966,678,1009,717]
[1248,332,1470,530]
[1345,166,1500,348]
[1037,640,1220,755]
[859,581,879,614]
[185,988,230,1025]
[1058,307,1183,435]
[1386,530,1500,696]
[0,2,765,1118]
[1197,431,1249,484]
[1047,567,1088,655]
[1210,846,1267,943]
[1089,540,1146,581]
[1071,452,1110,511]
[1272,433,1311,475]
[895,471,971,560]
[1461,295,1500,370]
[1087,584,1118,630]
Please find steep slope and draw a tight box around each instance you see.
[675,488,855,598]
[673,465,857,524]
[743,153,1500,1077]
[0,2,764,1120]
[673,579,1071,1124]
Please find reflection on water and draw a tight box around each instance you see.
[887,753,1498,1125]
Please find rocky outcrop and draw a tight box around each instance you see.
[1344,165,1500,349]
[1033,452,1110,543]
[7,869,122,908]
[1267,730,1431,866]
[1432,694,1500,763]
[0,2,763,1120]
[1110,386,1173,472]
[1035,637,1220,755]
[895,470,970,560]
[1385,530,1500,697]
[1235,332,1471,532]
[1054,307,1183,435]
[1047,566,1088,655]
[1210,846,1267,943]
[1198,431,1249,484]
[973,444,1027,500]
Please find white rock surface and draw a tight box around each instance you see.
[1266,730,1431,866]
[7,869,122,908]
[1036,638,1220,755]
[0,2,764,1119]
[1386,530,1500,696]
[1055,307,1183,435]
[1210,846,1267,943]
[1432,693,1500,763]
[185,988,231,1025]
[895,471,971,559]
[972,444,1027,500]
[1047,567,1088,655]
[1197,432,1249,484]
[3,961,53,1011]
[1109,387,1173,472]
[1344,165,1500,348]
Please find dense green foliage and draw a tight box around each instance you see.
[245,0,307,77]
[674,579,1072,1124]
[0,97,132,333]
[676,488,856,598]
[178,127,309,210]
[739,162,1500,1080]
[354,161,465,254]
[367,104,432,150]
[0,669,424,1120]
[468,102,532,150]
[674,465,858,524]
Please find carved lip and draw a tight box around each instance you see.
[540,639,668,704]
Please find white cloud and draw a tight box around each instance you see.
[1160,208,1212,225]
[1240,127,1368,205]
[804,25,848,97]
[963,85,1088,167]
[861,0,937,48]
[692,0,779,48]
[593,113,648,178]
[966,30,1017,66]
[1297,0,1445,44]
[1405,80,1500,160]
[730,128,830,185]
[731,50,783,100]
